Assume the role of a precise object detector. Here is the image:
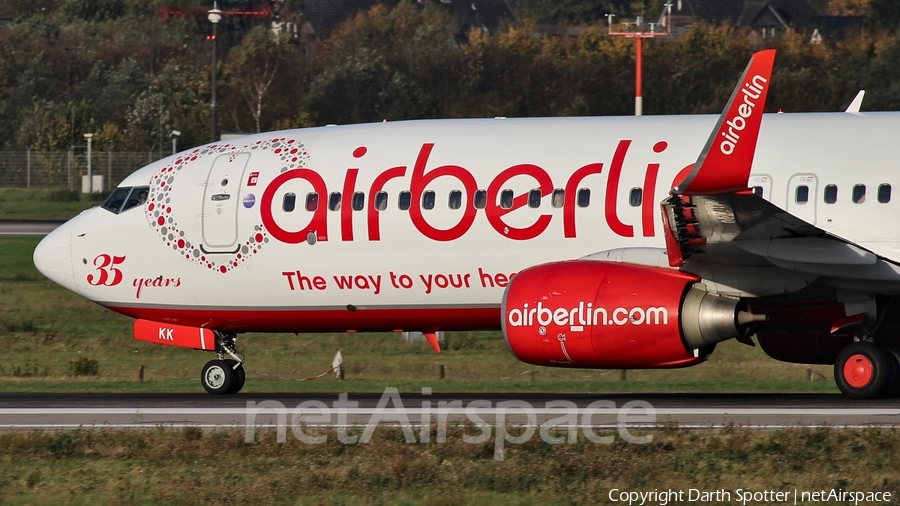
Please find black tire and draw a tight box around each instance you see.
[877,341,900,398]
[834,342,892,399]
[201,359,236,395]
[225,359,246,394]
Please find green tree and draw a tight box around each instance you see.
[126,88,172,152]
[224,25,290,133]
[304,2,462,124]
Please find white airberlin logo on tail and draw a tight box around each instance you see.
[719,74,768,156]
[507,302,668,332]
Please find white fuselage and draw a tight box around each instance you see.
[35,112,900,332]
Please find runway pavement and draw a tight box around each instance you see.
[1,393,898,430]
[0,220,64,236]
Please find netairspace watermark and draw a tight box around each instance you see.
[243,387,655,461]
[609,488,892,505]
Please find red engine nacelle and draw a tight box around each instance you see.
[501,260,751,369]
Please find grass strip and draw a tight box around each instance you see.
[0,188,100,221]
[0,426,896,505]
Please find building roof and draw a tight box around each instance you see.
[737,0,811,28]
[663,0,813,28]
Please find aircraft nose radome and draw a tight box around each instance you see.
[33,220,77,294]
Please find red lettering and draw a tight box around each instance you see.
[642,164,660,237]
[390,271,414,289]
[479,267,494,287]
[641,141,667,237]
[283,271,327,290]
[408,143,478,242]
[261,169,328,243]
[132,276,180,299]
[367,166,406,241]
[87,254,125,287]
[605,140,634,237]
[563,163,603,238]
[485,164,553,240]
[297,271,314,290]
[478,268,515,288]
[334,275,353,289]
[257,139,679,244]
[341,169,358,241]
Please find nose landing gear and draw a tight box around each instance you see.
[200,331,245,395]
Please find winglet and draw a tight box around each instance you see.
[845,90,865,114]
[673,49,776,195]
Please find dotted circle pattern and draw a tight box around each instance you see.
[145,137,311,273]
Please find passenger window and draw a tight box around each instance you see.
[500,189,514,209]
[852,184,866,204]
[796,185,809,204]
[283,193,296,212]
[375,191,388,211]
[423,190,435,210]
[528,189,541,208]
[824,185,837,204]
[752,186,764,197]
[474,190,487,209]
[305,193,318,211]
[629,188,642,207]
[878,184,891,203]
[577,188,591,208]
[448,190,462,210]
[102,187,132,214]
[329,192,342,211]
[399,191,411,211]
[352,192,364,211]
[551,189,564,208]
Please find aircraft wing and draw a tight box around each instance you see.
[660,50,890,285]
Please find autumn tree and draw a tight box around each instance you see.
[224,25,291,133]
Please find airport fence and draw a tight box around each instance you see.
[0,150,165,191]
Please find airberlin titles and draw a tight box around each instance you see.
[260,139,685,243]
[719,73,768,156]
[506,301,669,331]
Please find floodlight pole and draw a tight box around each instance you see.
[208,3,222,143]
[84,133,93,193]
[607,4,671,116]
[162,3,270,143]
[171,130,181,155]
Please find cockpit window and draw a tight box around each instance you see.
[101,186,150,214]
[101,188,131,213]
[124,187,149,211]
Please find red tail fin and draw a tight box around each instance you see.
[673,49,776,195]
